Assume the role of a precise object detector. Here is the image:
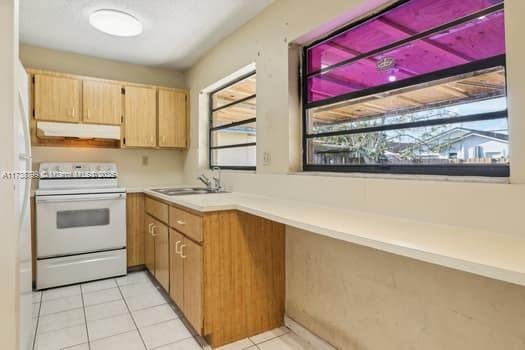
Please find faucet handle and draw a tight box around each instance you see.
[197,174,210,183]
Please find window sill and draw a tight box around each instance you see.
[219,169,257,174]
[289,171,510,184]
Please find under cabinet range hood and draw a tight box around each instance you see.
[36,121,121,140]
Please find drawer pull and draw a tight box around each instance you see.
[176,219,185,225]
[175,240,182,255]
[180,244,187,258]
[151,225,157,237]
[148,223,154,233]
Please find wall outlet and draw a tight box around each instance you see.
[263,152,271,165]
[141,156,149,166]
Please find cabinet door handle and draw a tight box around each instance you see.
[148,223,154,233]
[175,240,182,255]
[180,244,186,258]
[176,219,185,225]
[151,225,157,237]
[85,108,90,120]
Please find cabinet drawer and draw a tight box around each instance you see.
[145,197,168,224]
[169,206,203,242]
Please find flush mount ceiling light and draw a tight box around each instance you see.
[89,9,143,37]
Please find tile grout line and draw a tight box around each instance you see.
[36,306,85,319]
[37,321,87,336]
[132,315,179,331]
[251,332,292,348]
[81,285,120,295]
[32,292,42,350]
[86,329,140,346]
[115,278,149,350]
[148,335,197,350]
[249,328,291,346]
[80,284,92,350]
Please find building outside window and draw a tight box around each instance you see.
[209,72,256,170]
[302,0,508,176]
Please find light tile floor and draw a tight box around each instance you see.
[32,271,313,350]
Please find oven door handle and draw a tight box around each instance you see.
[36,193,125,203]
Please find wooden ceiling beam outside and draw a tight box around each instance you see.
[326,41,419,76]
[376,17,475,63]
[436,85,469,97]
[309,70,504,125]
[456,81,505,90]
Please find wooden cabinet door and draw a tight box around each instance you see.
[126,193,144,267]
[154,221,170,291]
[83,80,122,125]
[123,86,156,147]
[144,215,156,274]
[158,89,187,148]
[169,229,184,307]
[34,74,81,122]
[182,237,203,334]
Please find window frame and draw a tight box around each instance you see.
[209,71,256,170]
[301,1,509,177]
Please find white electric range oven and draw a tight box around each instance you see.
[35,162,127,290]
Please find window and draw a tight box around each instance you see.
[209,72,256,170]
[302,0,509,177]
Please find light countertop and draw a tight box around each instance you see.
[139,188,525,287]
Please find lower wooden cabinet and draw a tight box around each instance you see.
[169,229,203,333]
[182,237,203,332]
[144,213,170,291]
[146,197,285,348]
[169,229,184,306]
[154,220,170,291]
[144,214,156,274]
[126,193,144,267]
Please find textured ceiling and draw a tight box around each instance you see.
[20,0,272,70]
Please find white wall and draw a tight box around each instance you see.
[184,0,525,237]
[184,1,525,348]
[30,147,186,189]
[0,0,20,348]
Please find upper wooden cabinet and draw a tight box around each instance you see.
[34,74,82,122]
[82,80,122,125]
[28,69,188,149]
[123,86,157,147]
[158,89,187,148]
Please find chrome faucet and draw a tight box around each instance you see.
[197,168,223,193]
[197,174,212,190]
[212,167,223,193]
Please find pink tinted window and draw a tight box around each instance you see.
[306,0,505,103]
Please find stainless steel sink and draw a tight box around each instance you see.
[151,187,227,196]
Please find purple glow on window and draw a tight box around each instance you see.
[306,0,505,103]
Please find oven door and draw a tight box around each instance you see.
[36,192,126,258]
